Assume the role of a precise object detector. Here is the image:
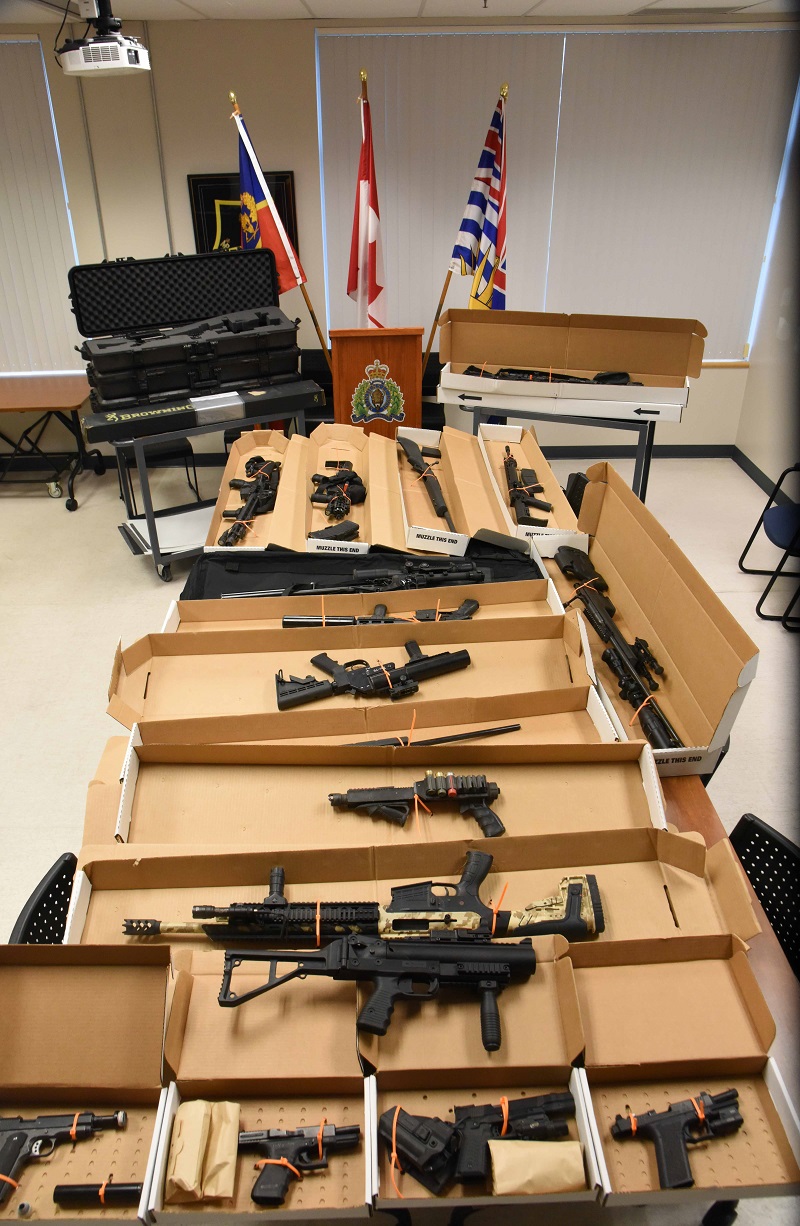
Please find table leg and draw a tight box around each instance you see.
[631,420,657,503]
[133,436,168,579]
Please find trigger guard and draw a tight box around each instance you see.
[31,1138,55,1158]
[397,976,439,999]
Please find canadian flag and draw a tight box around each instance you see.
[347,95,386,328]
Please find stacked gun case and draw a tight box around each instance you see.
[69,249,301,412]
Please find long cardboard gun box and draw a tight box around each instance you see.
[437,310,706,424]
[204,431,292,553]
[84,739,666,850]
[547,462,759,776]
[106,611,598,746]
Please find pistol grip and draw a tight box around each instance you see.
[250,1158,298,1206]
[466,805,506,838]
[453,1124,490,1182]
[0,1132,28,1205]
[357,977,405,1036]
[650,1126,695,1190]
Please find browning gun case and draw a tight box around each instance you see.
[68,249,301,411]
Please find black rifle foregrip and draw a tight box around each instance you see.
[479,988,502,1052]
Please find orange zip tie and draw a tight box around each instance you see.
[480,360,487,376]
[389,1105,405,1199]
[413,463,439,484]
[98,1177,111,1206]
[378,663,393,690]
[628,1113,638,1136]
[316,899,322,948]
[435,598,441,623]
[628,696,652,727]
[499,1096,510,1137]
[690,1097,705,1122]
[406,709,417,747]
[255,1157,303,1181]
[70,1112,81,1141]
[0,1176,19,1190]
[413,791,432,834]
[490,883,509,935]
[317,1117,327,1160]
[572,578,597,594]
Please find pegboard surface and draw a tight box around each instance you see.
[69,250,279,338]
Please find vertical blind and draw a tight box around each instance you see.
[0,40,82,372]
[317,29,798,360]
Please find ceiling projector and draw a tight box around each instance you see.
[57,0,150,76]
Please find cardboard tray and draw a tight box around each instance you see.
[161,577,564,632]
[437,310,707,425]
[570,936,800,1203]
[547,462,760,776]
[106,611,596,744]
[84,736,665,851]
[0,946,173,1224]
[204,431,292,552]
[477,423,589,556]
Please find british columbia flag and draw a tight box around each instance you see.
[450,91,507,310]
[347,94,386,328]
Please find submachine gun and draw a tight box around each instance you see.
[554,546,683,751]
[503,445,552,527]
[217,456,281,546]
[122,850,605,943]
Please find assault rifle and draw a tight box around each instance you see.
[219,933,537,1051]
[275,640,471,710]
[310,461,366,521]
[281,598,479,628]
[379,1092,576,1193]
[463,365,642,386]
[397,436,457,532]
[610,1090,743,1190]
[221,557,493,599]
[555,546,684,751]
[503,445,553,526]
[0,1112,127,1207]
[329,770,504,837]
[238,1123,360,1206]
[348,722,521,748]
[218,456,281,546]
[123,851,604,942]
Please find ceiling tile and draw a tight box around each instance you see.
[184,0,311,16]
[0,0,69,22]
[523,1,643,15]
[419,0,532,15]
[111,0,209,16]
[308,1,421,14]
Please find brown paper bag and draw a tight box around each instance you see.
[489,1140,585,1196]
[165,1101,213,1203]
[202,1101,241,1200]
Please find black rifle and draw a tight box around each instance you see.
[463,365,641,386]
[348,722,521,747]
[555,546,684,751]
[218,456,281,546]
[503,445,552,526]
[378,1092,576,1193]
[397,436,457,533]
[0,1111,127,1206]
[610,1089,743,1190]
[329,770,504,837]
[53,1181,143,1208]
[224,557,493,599]
[219,933,537,1051]
[123,851,604,942]
[310,461,367,521]
[275,640,471,710]
[282,598,479,628]
[238,1123,360,1205]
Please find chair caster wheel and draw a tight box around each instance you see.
[159,565,172,582]
[47,482,62,498]
[65,498,78,511]
[94,458,106,476]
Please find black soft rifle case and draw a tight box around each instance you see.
[69,249,301,409]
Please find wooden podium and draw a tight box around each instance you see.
[330,327,423,437]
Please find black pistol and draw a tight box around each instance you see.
[238,1122,361,1205]
[610,1089,743,1189]
[0,1111,127,1207]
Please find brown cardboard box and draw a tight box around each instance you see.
[84,740,661,851]
[160,577,564,633]
[571,936,800,1203]
[149,950,368,1219]
[106,612,596,744]
[0,946,172,1223]
[204,432,291,552]
[260,423,408,555]
[362,938,601,1205]
[396,425,530,556]
[477,423,589,557]
[547,462,759,775]
[438,311,706,424]
[69,828,757,953]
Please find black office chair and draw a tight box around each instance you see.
[730,814,800,980]
[738,462,800,630]
[114,437,201,518]
[8,852,77,944]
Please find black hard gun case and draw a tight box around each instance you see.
[69,249,301,409]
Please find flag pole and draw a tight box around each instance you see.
[422,269,451,379]
[229,92,332,373]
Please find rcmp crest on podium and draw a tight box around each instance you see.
[350,358,405,425]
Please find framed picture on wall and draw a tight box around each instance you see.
[187,172,299,254]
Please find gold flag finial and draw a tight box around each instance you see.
[358,69,368,102]
[500,82,508,99]
[229,91,240,115]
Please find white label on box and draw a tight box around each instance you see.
[305,538,370,554]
